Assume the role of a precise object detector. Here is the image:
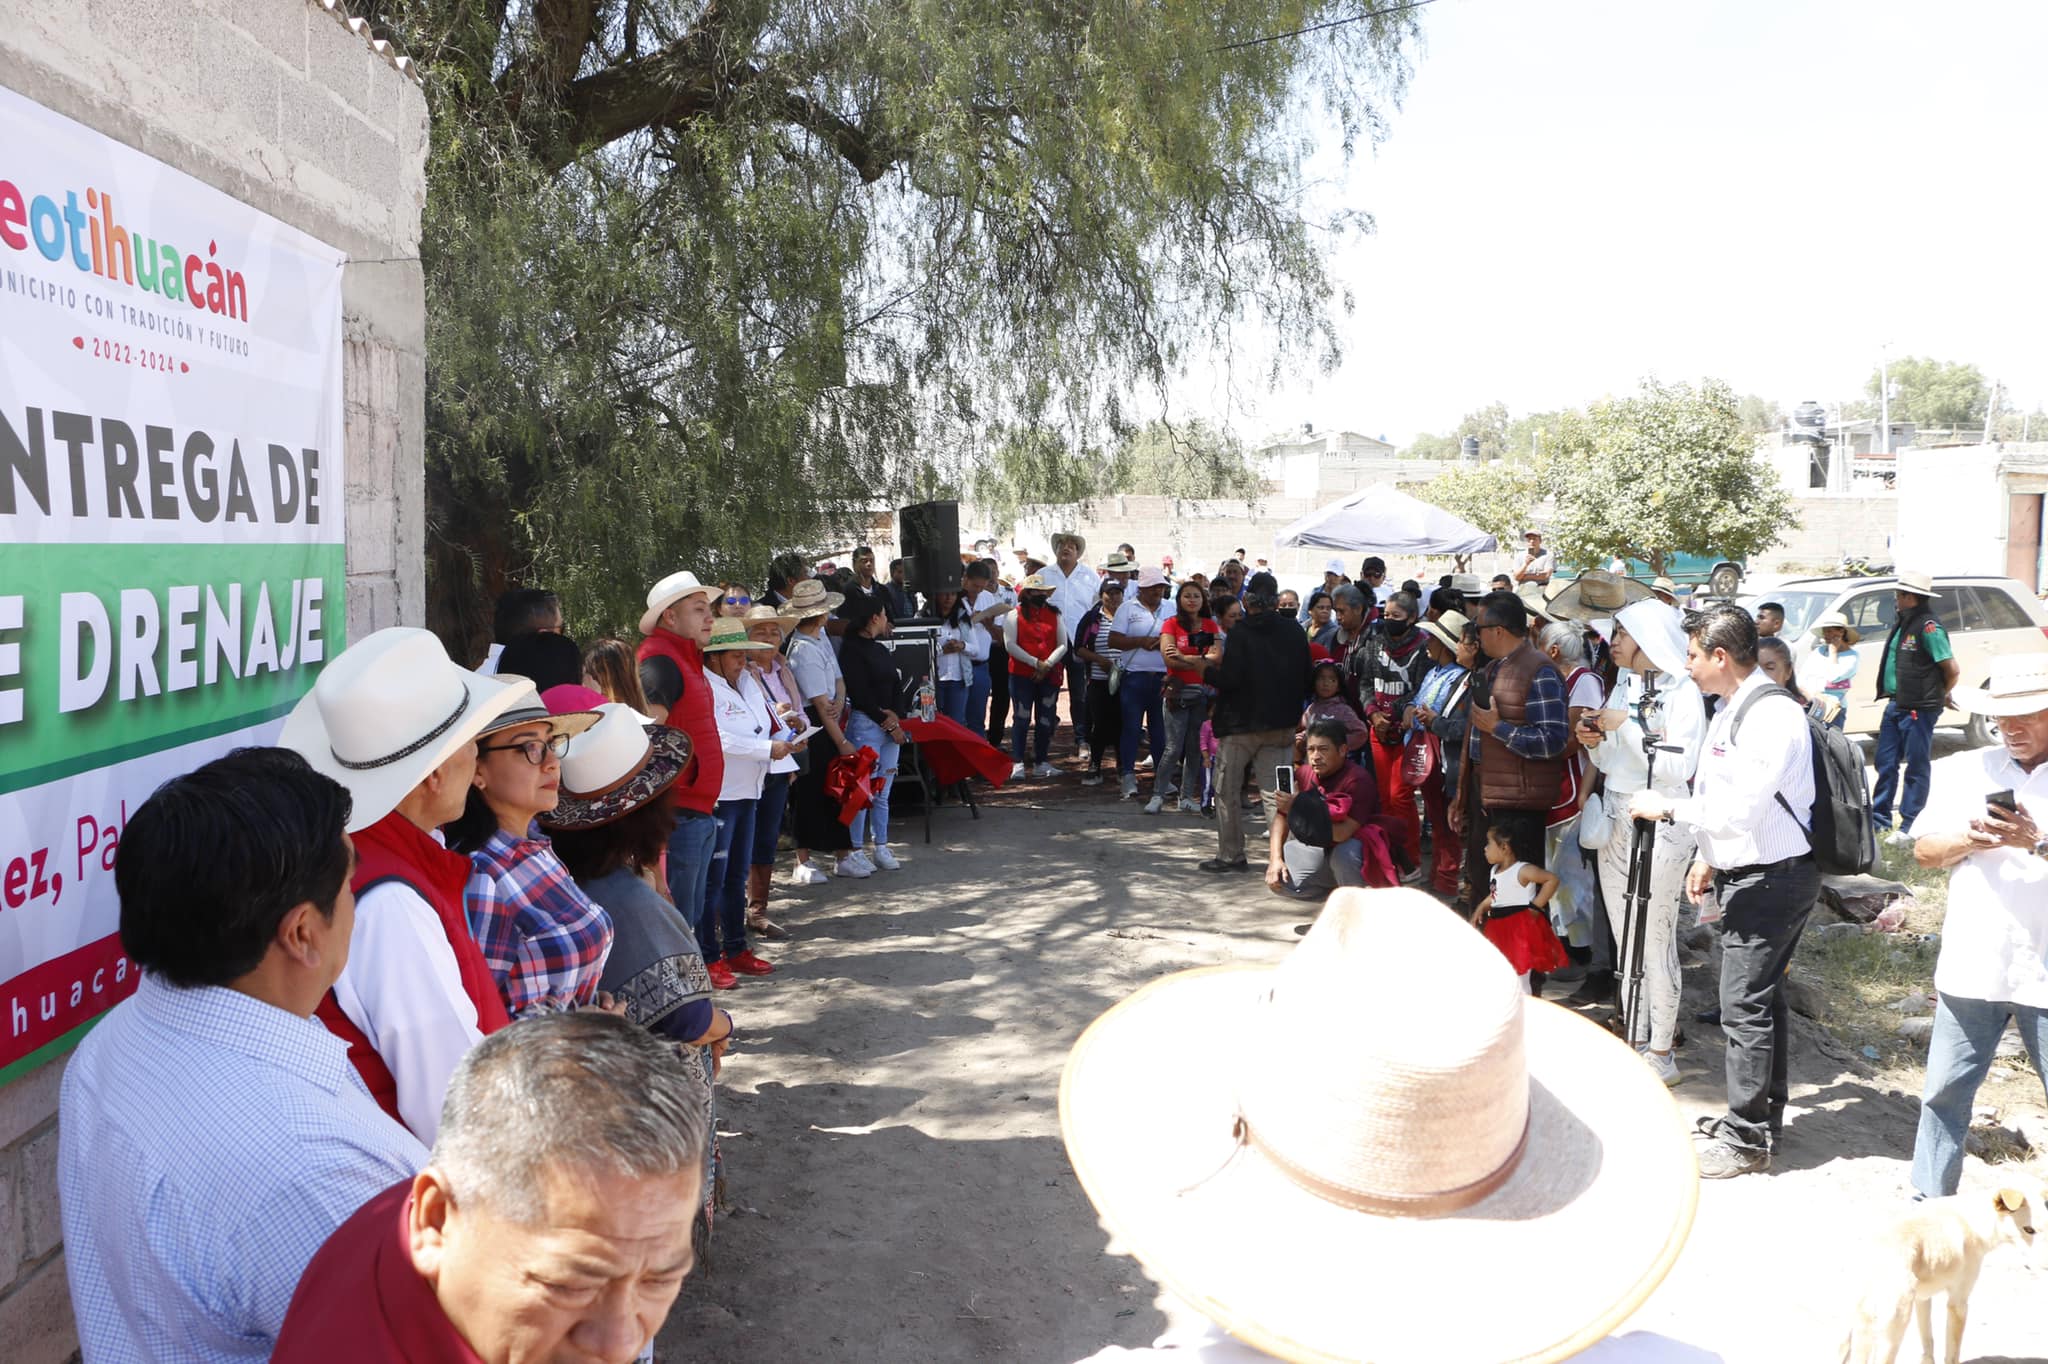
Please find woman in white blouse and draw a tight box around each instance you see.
[929,588,990,726]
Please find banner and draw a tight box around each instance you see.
[0,84,346,1081]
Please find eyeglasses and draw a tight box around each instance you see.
[725,595,752,607]
[481,733,570,765]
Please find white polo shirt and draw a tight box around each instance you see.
[1918,745,2048,1007]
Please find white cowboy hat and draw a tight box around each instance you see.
[280,627,532,833]
[1810,609,1861,647]
[1060,890,1697,1364]
[1953,653,2048,718]
[638,570,720,635]
[1448,572,1483,596]
[1418,610,1468,653]
[1893,569,1941,599]
[1103,552,1136,572]
[1546,570,1654,624]
[540,703,693,831]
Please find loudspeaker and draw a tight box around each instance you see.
[899,500,962,604]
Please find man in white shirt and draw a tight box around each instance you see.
[1110,567,1172,801]
[1039,532,1103,762]
[1906,655,2048,1198]
[1630,604,1815,1179]
[60,748,427,1361]
[1515,531,1555,586]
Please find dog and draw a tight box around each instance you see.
[1840,1184,2040,1364]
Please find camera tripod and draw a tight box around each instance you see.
[1616,672,1682,1050]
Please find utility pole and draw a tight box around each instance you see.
[1879,343,1892,455]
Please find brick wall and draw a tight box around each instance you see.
[0,1,430,1353]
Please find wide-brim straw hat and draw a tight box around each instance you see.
[1810,609,1861,646]
[1515,580,1554,622]
[781,578,845,620]
[704,617,772,652]
[1545,570,1653,624]
[281,627,534,833]
[1894,569,1941,598]
[1418,609,1469,653]
[1448,572,1483,596]
[1649,576,1679,600]
[1019,572,1053,593]
[744,603,799,625]
[1104,552,1136,573]
[1954,653,2048,717]
[539,703,693,830]
[638,569,720,635]
[1061,890,1697,1364]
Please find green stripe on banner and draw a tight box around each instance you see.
[0,1017,103,1088]
[0,542,344,796]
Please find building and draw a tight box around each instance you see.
[1895,442,2048,592]
[1254,425,1402,499]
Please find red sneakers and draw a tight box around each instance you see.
[725,949,776,977]
[707,960,739,991]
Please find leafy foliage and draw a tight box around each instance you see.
[1544,378,1796,574]
[1862,356,1989,430]
[345,0,1421,648]
[1414,463,1543,548]
[1106,419,1259,499]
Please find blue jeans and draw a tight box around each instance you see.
[700,798,756,963]
[1872,701,1937,833]
[751,772,791,867]
[664,809,718,931]
[1009,671,1060,764]
[1116,671,1166,774]
[1910,993,2048,1198]
[964,661,991,738]
[846,711,899,847]
[938,677,970,726]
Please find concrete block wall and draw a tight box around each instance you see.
[0,1,430,1352]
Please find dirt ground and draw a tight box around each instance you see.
[664,740,2048,1363]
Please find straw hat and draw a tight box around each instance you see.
[1060,890,1697,1364]
[539,703,693,831]
[1545,570,1653,624]
[1515,581,1553,622]
[1810,609,1860,647]
[744,603,798,625]
[1019,573,1054,593]
[703,617,772,653]
[1953,653,2048,718]
[1894,569,1941,598]
[781,578,845,620]
[1104,552,1136,573]
[280,628,533,833]
[638,570,720,635]
[1649,576,1680,603]
[1418,610,1469,653]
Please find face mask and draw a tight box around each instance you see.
[1384,617,1413,637]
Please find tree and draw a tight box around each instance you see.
[1401,431,1460,461]
[1401,402,1510,461]
[1414,463,1544,570]
[1105,419,1259,498]
[1863,357,1989,431]
[344,1,1423,647]
[1735,393,1783,435]
[965,426,1106,537]
[1545,378,1796,575]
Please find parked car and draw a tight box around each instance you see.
[1563,551,1747,597]
[1746,575,2048,745]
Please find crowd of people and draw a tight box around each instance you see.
[48,521,2048,1361]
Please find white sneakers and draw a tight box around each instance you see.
[869,845,902,871]
[1143,795,1164,815]
[1120,776,1140,800]
[790,862,829,886]
[835,853,874,879]
[1643,1049,1681,1087]
[1081,772,1104,787]
[1009,762,1028,781]
[1177,798,1202,815]
[1032,762,1056,779]
[1885,827,1915,847]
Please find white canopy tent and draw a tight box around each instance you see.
[1273,485,1497,557]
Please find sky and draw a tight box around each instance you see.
[1168,0,2048,449]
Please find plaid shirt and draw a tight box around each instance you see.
[466,827,614,1015]
[1485,661,1570,761]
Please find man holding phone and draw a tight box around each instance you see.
[1905,653,2048,1199]
[1266,719,1383,898]
[1204,572,1311,874]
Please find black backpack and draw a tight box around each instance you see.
[1730,683,1877,875]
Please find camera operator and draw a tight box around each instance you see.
[1905,655,2048,1199]
[1628,604,1815,1179]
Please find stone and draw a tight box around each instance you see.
[1814,921,1863,942]
[0,1062,66,1152]
[0,1252,79,1364]
[1782,975,1825,1020]
[214,0,307,71]
[1888,991,1932,1016]
[1895,1016,1934,1042]
[0,1153,19,1274]
[20,1126,60,1261]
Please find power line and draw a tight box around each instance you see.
[1208,0,1446,55]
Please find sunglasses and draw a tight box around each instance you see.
[725,595,752,607]
[480,733,571,765]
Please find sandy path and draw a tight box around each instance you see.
[663,784,2047,1363]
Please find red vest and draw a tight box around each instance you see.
[1009,606,1060,678]
[637,629,723,814]
[315,812,511,1128]
[272,1181,485,1363]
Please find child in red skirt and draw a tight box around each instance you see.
[1468,823,1567,992]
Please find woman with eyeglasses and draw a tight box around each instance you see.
[719,584,755,619]
[446,690,612,1017]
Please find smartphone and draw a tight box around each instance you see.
[1987,789,2018,815]
[1274,765,1295,795]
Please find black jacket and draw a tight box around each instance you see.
[1877,603,1950,713]
[1211,609,1312,738]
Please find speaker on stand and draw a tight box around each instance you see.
[898,500,962,610]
